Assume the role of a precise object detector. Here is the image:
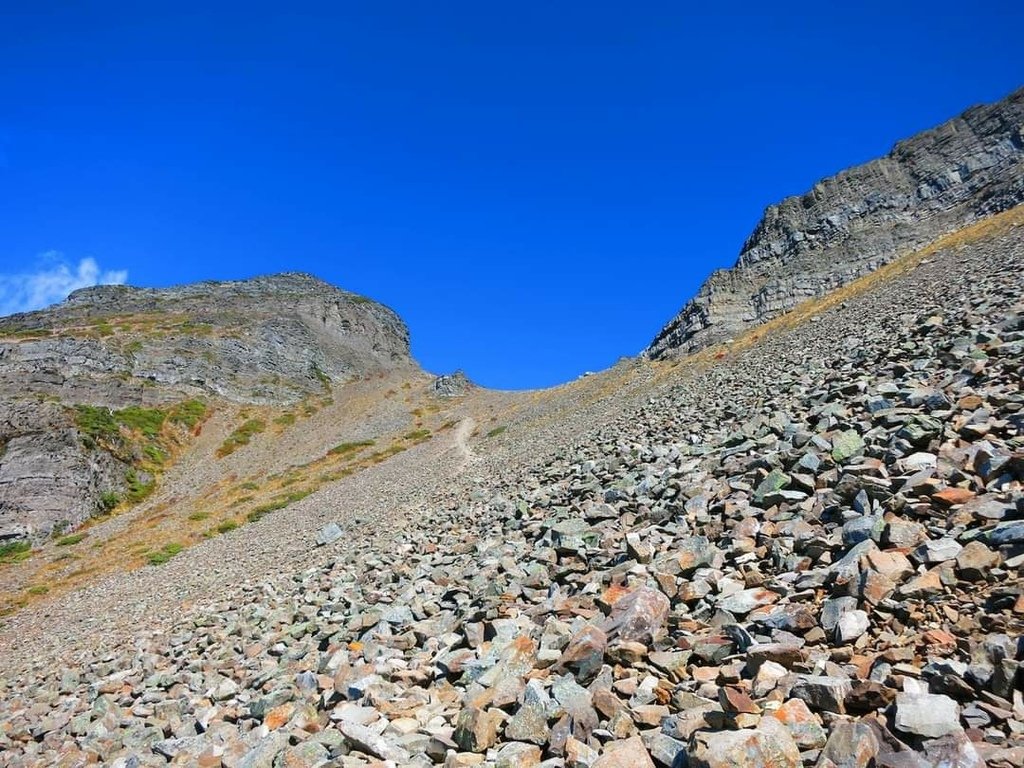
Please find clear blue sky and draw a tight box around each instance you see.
[1,3,1021,389]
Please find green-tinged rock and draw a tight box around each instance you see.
[831,430,865,462]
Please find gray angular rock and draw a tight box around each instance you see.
[315,522,343,546]
[894,692,962,739]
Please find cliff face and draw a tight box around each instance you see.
[647,87,1024,357]
[0,273,414,540]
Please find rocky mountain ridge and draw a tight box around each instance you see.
[647,86,1024,357]
[0,273,414,540]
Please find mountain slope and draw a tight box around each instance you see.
[648,86,1024,357]
[1,92,1023,768]
[0,204,1021,768]
[0,273,413,540]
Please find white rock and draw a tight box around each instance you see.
[895,692,962,738]
[835,610,870,642]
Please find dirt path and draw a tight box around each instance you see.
[454,417,477,468]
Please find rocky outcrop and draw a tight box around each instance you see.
[0,402,124,541]
[648,86,1024,357]
[0,273,416,540]
[432,370,474,397]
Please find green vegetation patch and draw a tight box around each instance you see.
[7,327,52,339]
[96,492,121,516]
[74,405,120,444]
[216,419,267,458]
[56,533,87,547]
[246,490,312,523]
[216,520,239,534]
[187,511,211,522]
[311,362,332,389]
[327,439,375,457]
[75,404,170,448]
[146,541,184,566]
[274,412,296,427]
[0,541,32,564]
[486,426,508,438]
[27,585,50,596]
[403,429,432,441]
[125,469,156,503]
[144,445,167,465]
[176,321,213,335]
[169,399,207,428]
[367,443,407,463]
[113,406,167,438]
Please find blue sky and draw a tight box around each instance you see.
[1,2,1021,389]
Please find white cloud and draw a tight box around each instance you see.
[0,254,128,317]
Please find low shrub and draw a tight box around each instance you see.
[125,469,155,503]
[96,492,121,515]
[146,541,183,565]
[216,419,266,458]
[327,439,375,456]
[169,399,207,428]
[0,541,31,564]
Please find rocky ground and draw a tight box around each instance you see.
[0,219,1022,767]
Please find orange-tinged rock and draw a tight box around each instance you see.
[264,702,295,730]
[865,549,913,581]
[923,629,957,649]
[852,655,875,679]
[770,698,827,749]
[933,487,976,506]
[555,625,607,685]
[691,717,800,768]
[720,686,760,715]
[607,587,670,644]
[898,568,943,598]
[593,736,657,768]
[692,666,720,684]
[600,583,632,608]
